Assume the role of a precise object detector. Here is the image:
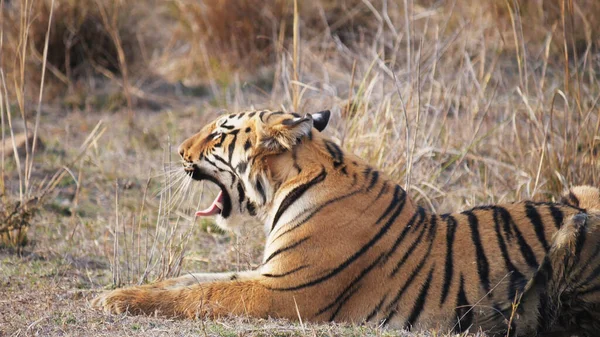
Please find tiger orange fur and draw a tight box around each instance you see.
[93,110,600,336]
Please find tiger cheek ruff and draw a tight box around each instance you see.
[93,109,600,337]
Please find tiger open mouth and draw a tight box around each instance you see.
[186,166,232,218]
[196,190,225,216]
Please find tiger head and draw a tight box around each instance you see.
[178,110,331,232]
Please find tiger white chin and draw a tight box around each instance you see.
[213,213,254,234]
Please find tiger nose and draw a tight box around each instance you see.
[178,144,191,162]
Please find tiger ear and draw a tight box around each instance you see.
[259,115,313,151]
[310,110,330,132]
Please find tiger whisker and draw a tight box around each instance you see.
[164,174,191,210]
[158,171,188,195]
[168,175,192,211]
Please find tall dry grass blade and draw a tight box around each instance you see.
[391,71,411,189]
[403,0,411,82]
[15,1,33,195]
[505,0,524,93]
[0,0,5,196]
[112,181,119,286]
[292,0,300,111]
[560,0,570,95]
[95,0,134,126]
[27,0,55,195]
[0,69,23,202]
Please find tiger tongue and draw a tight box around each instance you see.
[195,191,224,217]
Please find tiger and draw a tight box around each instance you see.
[92,109,600,336]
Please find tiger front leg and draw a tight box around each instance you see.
[92,279,299,319]
[136,270,260,290]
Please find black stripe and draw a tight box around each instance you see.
[237,182,245,209]
[248,111,257,118]
[375,182,389,200]
[389,208,427,275]
[206,156,237,185]
[261,265,307,278]
[246,201,257,216]
[384,217,437,323]
[317,254,385,318]
[440,215,458,306]
[548,205,564,229]
[213,133,225,148]
[496,207,538,269]
[268,111,284,120]
[259,110,267,122]
[367,171,379,191]
[204,157,227,173]
[212,153,236,171]
[227,133,238,163]
[509,219,540,269]
[454,274,473,333]
[244,139,252,151]
[329,287,361,321]
[564,191,580,207]
[497,206,514,241]
[291,147,302,173]
[462,211,490,293]
[366,294,388,322]
[376,185,404,224]
[525,203,550,251]
[220,123,235,130]
[281,118,299,126]
[236,161,248,174]
[271,173,378,241]
[272,188,365,241]
[324,140,345,168]
[405,267,435,329]
[427,214,437,239]
[386,206,425,260]
[269,189,408,291]
[573,213,588,258]
[256,178,266,203]
[212,155,238,187]
[493,208,527,301]
[263,237,310,264]
[271,167,327,231]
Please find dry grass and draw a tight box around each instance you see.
[1,0,599,336]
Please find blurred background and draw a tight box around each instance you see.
[1,0,599,335]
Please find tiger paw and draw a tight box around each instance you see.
[91,288,147,315]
